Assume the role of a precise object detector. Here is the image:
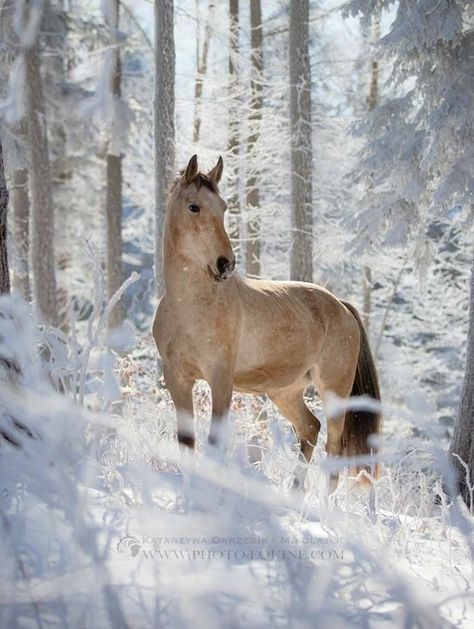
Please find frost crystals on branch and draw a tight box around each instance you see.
[76,237,138,407]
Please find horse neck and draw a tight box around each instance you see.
[162,220,209,299]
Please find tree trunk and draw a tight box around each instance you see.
[106,0,124,329]
[25,44,58,325]
[362,15,380,332]
[193,0,215,144]
[154,0,175,296]
[12,168,30,299]
[362,265,372,331]
[227,0,241,259]
[289,0,313,283]
[0,136,10,294]
[245,0,263,278]
[44,1,71,332]
[1,3,31,300]
[43,1,68,181]
[449,247,474,509]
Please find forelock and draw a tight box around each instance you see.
[169,171,218,195]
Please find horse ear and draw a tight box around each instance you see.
[185,154,199,184]
[207,156,223,184]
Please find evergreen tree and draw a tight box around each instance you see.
[345,0,474,504]
[154,0,175,296]
[0,135,10,294]
[289,0,313,282]
[245,0,263,279]
[104,0,125,329]
[25,3,58,325]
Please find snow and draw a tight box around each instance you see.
[0,0,473,626]
[0,291,473,627]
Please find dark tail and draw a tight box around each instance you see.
[340,300,381,477]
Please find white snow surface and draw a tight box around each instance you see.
[0,295,473,629]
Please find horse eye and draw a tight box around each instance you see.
[188,204,200,213]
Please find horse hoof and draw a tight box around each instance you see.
[291,475,305,495]
[328,474,339,494]
[177,432,195,449]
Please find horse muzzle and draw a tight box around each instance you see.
[208,255,235,282]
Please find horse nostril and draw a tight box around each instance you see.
[217,256,230,274]
[229,257,236,272]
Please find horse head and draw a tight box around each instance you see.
[166,155,236,282]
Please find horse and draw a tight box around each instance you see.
[153,154,381,488]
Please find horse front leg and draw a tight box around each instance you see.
[208,370,234,451]
[163,364,195,449]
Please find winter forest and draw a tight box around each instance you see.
[0,0,473,626]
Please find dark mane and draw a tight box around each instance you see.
[169,171,218,194]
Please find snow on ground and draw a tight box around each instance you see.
[0,295,473,629]
[0,224,473,629]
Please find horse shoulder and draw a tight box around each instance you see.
[152,296,174,351]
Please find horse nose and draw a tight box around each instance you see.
[216,256,234,274]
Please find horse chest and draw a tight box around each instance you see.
[154,297,239,379]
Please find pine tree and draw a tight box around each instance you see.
[362,14,380,332]
[344,0,473,248]
[345,0,474,504]
[450,249,474,507]
[43,0,69,331]
[105,0,125,329]
[12,166,30,299]
[154,0,175,296]
[245,0,263,279]
[25,13,58,325]
[227,0,241,259]
[0,1,30,299]
[0,135,10,294]
[289,0,313,282]
[193,0,215,144]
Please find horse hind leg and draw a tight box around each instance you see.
[268,385,321,488]
[269,386,321,462]
[315,370,356,491]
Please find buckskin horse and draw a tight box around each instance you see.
[153,155,381,488]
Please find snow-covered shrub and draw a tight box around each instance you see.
[0,282,473,626]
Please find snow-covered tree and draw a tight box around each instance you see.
[154,0,175,296]
[193,0,215,144]
[362,14,381,332]
[245,0,263,278]
[104,0,125,329]
[289,0,313,282]
[0,135,10,294]
[0,0,30,299]
[344,0,474,503]
[450,250,474,508]
[344,0,473,248]
[227,0,241,258]
[11,165,30,299]
[24,3,58,325]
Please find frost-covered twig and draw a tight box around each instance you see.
[0,507,44,629]
[375,255,408,356]
[77,237,138,406]
[451,453,474,517]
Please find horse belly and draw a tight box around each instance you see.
[233,364,312,394]
[233,333,314,394]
